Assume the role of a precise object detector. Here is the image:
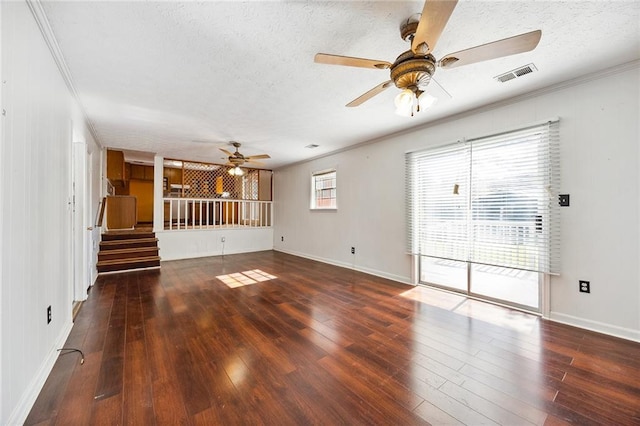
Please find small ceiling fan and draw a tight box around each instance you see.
[315,0,541,116]
[219,142,270,175]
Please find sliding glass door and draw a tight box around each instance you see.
[420,257,540,311]
[407,120,559,313]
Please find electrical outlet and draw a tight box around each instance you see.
[579,280,590,293]
[351,247,355,255]
[281,236,284,242]
[47,305,52,324]
[221,236,225,243]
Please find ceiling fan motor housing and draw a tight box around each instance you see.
[390,51,436,90]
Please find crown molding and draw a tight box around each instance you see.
[25,0,102,148]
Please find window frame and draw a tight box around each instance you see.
[310,168,337,210]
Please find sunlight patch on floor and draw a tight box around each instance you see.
[400,285,466,310]
[217,269,277,288]
[453,300,538,333]
[400,285,538,333]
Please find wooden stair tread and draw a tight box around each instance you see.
[97,255,161,267]
[101,232,156,241]
[99,238,159,252]
[98,247,159,255]
[100,237,158,246]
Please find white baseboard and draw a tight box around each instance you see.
[274,248,413,287]
[7,320,74,425]
[549,312,640,343]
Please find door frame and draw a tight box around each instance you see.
[71,138,89,302]
[417,255,546,314]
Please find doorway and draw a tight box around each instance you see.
[129,179,154,224]
[71,139,91,304]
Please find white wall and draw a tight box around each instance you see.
[0,2,100,423]
[158,228,274,261]
[274,144,412,284]
[0,2,4,420]
[274,62,640,342]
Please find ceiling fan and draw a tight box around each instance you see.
[315,0,541,116]
[219,142,270,175]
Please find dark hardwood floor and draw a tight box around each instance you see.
[27,251,640,425]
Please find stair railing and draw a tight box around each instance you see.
[96,197,106,227]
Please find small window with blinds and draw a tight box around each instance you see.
[311,169,337,210]
[406,120,560,275]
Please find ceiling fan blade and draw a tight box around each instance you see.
[245,154,271,160]
[315,53,392,70]
[412,0,458,55]
[439,30,542,69]
[245,159,265,166]
[346,80,394,107]
[219,148,234,156]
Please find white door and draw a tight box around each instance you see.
[72,140,89,301]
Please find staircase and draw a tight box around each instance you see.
[97,231,161,273]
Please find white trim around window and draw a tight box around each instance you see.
[310,168,337,210]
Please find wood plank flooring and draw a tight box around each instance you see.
[26,251,640,425]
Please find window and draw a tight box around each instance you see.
[406,120,560,311]
[311,169,337,209]
[468,126,560,273]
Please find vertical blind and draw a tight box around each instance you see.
[406,120,560,274]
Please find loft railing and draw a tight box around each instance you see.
[163,198,272,230]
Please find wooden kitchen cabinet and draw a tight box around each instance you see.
[130,164,155,181]
[107,150,125,181]
[130,164,145,180]
[163,167,183,185]
[258,170,272,201]
[144,165,155,180]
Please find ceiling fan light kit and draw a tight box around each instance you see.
[228,166,244,176]
[219,141,270,175]
[315,0,541,116]
[395,88,419,117]
[396,91,438,117]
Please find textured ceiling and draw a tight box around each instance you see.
[41,1,640,168]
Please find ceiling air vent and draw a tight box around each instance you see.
[494,63,537,83]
